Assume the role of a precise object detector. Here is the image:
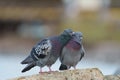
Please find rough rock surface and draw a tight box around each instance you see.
[9,68,104,80]
[104,75,120,80]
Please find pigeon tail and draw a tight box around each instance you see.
[59,64,68,70]
[21,55,33,64]
[21,63,36,73]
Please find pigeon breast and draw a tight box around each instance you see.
[65,39,81,51]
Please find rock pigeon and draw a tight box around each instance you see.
[21,29,74,73]
[59,32,85,70]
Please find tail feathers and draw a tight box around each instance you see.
[59,64,68,70]
[22,63,36,73]
[21,55,33,64]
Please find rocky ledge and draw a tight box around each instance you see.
[9,68,120,80]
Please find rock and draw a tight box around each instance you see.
[9,68,104,80]
[104,75,120,80]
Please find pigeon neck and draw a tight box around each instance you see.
[59,34,71,46]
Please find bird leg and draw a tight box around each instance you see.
[48,66,52,72]
[39,67,49,74]
[39,67,43,73]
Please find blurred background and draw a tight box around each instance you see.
[0,0,120,79]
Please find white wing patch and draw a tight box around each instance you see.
[35,39,52,55]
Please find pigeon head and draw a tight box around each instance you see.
[62,29,74,37]
[59,29,74,45]
[73,32,83,44]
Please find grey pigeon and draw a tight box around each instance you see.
[59,32,85,70]
[21,29,74,73]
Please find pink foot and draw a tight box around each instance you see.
[48,67,52,72]
[39,68,42,73]
[39,67,43,74]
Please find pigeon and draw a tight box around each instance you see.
[21,29,74,73]
[59,32,85,70]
